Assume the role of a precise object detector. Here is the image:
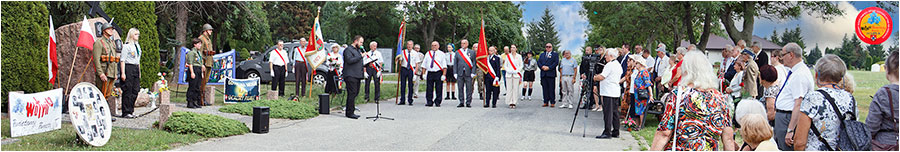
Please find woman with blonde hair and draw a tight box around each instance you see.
[119,28,142,118]
[650,51,735,151]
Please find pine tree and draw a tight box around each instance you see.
[526,8,560,54]
[806,44,822,65]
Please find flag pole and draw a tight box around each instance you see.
[308,6,321,98]
[395,13,406,105]
[64,47,80,95]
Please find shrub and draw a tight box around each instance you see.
[163,111,249,137]
[238,48,250,61]
[103,1,160,88]
[219,99,319,120]
[1,2,51,112]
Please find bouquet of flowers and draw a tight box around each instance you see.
[623,117,638,131]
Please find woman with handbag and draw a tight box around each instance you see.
[792,55,858,151]
[650,51,735,151]
[628,55,652,131]
[867,51,899,151]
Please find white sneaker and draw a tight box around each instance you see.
[558,104,567,108]
[520,96,525,100]
[567,105,575,109]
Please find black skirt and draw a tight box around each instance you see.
[446,65,457,82]
[523,70,536,82]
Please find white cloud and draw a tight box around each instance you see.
[753,1,896,53]
[549,2,588,56]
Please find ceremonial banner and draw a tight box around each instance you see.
[8,88,63,137]
[177,48,235,85]
[68,82,112,146]
[224,78,260,103]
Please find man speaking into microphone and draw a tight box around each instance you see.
[342,35,366,119]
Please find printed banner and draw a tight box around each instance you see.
[224,77,260,103]
[67,82,112,146]
[177,48,236,85]
[8,88,63,137]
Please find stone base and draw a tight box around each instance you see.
[108,96,119,116]
[158,104,173,129]
[267,90,279,100]
[204,86,215,105]
[135,89,150,107]
[160,91,170,105]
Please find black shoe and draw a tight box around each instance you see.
[457,103,465,107]
[436,104,441,107]
[611,134,619,138]
[483,105,490,108]
[444,96,451,100]
[346,114,360,119]
[492,105,497,108]
[466,104,472,108]
[398,102,407,105]
[595,135,611,139]
[408,102,414,106]
[425,104,434,107]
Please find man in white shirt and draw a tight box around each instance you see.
[396,40,418,105]
[773,43,815,150]
[269,40,289,96]
[413,44,425,98]
[594,48,623,139]
[653,44,670,93]
[422,41,447,107]
[502,44,525,108]
[363,41,384,102]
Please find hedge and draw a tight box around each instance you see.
[163,111,249,138]
[219,99,319,120]
[1,2,52,112]
[103,1,160,88]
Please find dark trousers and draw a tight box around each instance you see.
[294,61,308,97]
[344,77,360,116]
[399,67,414,104]
[187,66,204,108]
[122,64,140,115]
[484,76,500,107]
[541,77,556,104]
[364,67,380,101]
[601,96,620,136]
[325,71,338,94]
[425,71,443,106]
[271,65,286,96]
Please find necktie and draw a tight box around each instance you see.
[136,43,142,58]
[774,70,793,104]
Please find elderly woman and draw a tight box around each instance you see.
[650,51,735,151]
[759,65,780,126]
[792,54,856,151]
[734,98,777,151]
[324,44,344,95]
[867,51,899,151]
[627,54,651,130]
[593,48,623,139]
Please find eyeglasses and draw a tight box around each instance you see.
[779,52,791,58]
[545,46,552,48]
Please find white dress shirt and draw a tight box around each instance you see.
[502,53,524,77]
[397,49,419,69]
[421,50,446,72]
[364,50,383,68]
[269,48,288,66]
[654,55,670,74]
[598,60,623,97]
[774,62,815,111]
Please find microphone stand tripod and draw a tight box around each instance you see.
[365,100,394,121]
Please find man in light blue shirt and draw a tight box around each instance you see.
[557,50,578,108]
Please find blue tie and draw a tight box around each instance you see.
[774,70,793,107]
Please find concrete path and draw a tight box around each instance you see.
[175,75,641,151]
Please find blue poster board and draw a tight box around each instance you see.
[177,47,235,85]
[224,78,260,103]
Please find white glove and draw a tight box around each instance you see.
[270,72,274,77]
[441,75,446,81]
[364,72,369,78]
[471,74,476,77]
[453,74,458,78]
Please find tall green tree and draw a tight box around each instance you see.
[104,1,160,88]
[1,1,51,111]
[347,1,400,49]
[265,1,316,41]
[403,1,524,49]
[583,1,725,52]
[526,8,560,54]
[806,44,822,65]
[769,27,806,49]
[320,1,355,44]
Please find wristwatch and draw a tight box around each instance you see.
[787,128,794,133]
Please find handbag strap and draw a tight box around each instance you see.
[670,86,690,151]
[885,86,897,124]
[810,90,838,151]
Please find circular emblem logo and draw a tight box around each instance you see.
[855,7,893,45]
[68,82,113,146]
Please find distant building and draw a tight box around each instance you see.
[680,35,782,67]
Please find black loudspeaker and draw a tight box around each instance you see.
[252,106,269,134]
[318,94,330,114]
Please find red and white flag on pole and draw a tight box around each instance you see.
[475,19,496,79]
[47,15,59,84]
[76,16,95,50]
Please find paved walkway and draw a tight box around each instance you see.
[175,75,641,151]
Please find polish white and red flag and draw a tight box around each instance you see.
[47,15,58,84]
[75,16,95,50]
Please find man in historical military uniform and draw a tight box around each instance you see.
[93,23,119,99]
[198,24,214,106]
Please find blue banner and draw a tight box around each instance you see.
[177,48,235,85]
[224,78,260,103]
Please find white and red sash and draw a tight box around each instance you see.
[457,48,472,68]
[506,53,521,77]
[273,49,286,65]
[428,51,443,71]
[296,47,308,63]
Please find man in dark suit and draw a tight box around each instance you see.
[342,35,365,119]
[454,39,478,108]
[617,45,631,77]
[537,43,559,107]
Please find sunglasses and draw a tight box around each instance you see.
[545,46,552,48]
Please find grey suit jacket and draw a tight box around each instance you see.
[453,48,478,78]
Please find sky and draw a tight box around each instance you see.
[518,1,899,56]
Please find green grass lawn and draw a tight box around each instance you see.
[630,70,887,150]
[2,119,204,151]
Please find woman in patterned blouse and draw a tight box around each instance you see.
[793,55,856,151]
[650,51,736,151]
